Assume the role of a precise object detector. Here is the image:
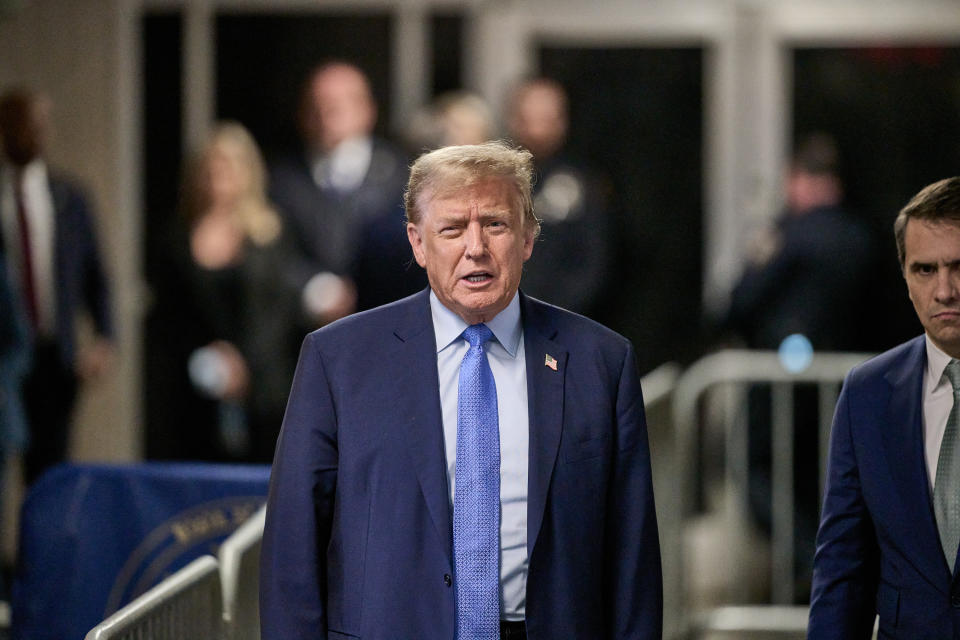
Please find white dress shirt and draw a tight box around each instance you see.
[430,290,529,620]
[923,335,959,492]
[310,136,372,193]
[0,159,56,337]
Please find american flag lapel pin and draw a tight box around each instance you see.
[545,353,558,371]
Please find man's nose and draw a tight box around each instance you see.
[463,222,487,258]
[935,270,959,303]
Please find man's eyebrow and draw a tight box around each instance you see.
[433,211,469,223]
[478,209,512,219]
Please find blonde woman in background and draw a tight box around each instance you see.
[147,122,301,463]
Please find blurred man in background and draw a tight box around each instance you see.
[269,61,422,323]
[725,132,876,352]
[505,77,612,318]
[0,88,114,485]
[723,132,877,600]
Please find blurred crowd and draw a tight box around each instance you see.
[140,62,620,465]
[0,59,896,604]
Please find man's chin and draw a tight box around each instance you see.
[451,294,510,324]
[930,331,960,359]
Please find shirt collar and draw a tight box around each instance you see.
[429,290,523,357]
[1,158,46,185]
[925,334,954,391]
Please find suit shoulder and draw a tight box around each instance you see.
[845,335,924,387]
[47,171,92,205]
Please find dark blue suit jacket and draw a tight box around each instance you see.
[261,289,662,639]
[809,335,960,639]
[47,173,113,365]
[0,167,113,365]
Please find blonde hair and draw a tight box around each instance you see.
[404,141,540,238]
[182,121,281,246]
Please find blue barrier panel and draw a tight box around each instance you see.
[10,462,270,640]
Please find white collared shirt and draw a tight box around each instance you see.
[0,159,56,336]
[430,290,529,620]
[310,136,373,193]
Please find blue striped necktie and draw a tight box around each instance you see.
[936,359,960,574]
[453,323,500,639]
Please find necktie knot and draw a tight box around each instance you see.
[464,323,494,349]
[945,360,960,392]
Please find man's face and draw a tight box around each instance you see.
[0,96,49,166]
[904,218,960,357]
[301,65,376,153]
[407,177,534,325]
[508,84,567,159]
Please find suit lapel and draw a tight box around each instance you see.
[392,290,453,564]
[521,294,567,558]
[881,336,950,590]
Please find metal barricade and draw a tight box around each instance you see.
[84,555,224,640]
[672,349,872,638]
[638,362,682,638]
[640,362,682,638]
[218,506,266,640]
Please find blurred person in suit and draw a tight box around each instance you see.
[148,122,301,463]
[269,61,423,322]
[809,176,960,638]
[261,141,662,639]
[722,132,878,600]
[726,132,876,352]
[505,77,613,318]
[0,87,114,485]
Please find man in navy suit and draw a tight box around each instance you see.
[269,62,423,325]
[261,142,662,639]
[0,88,113,485]
[809,176,960,638]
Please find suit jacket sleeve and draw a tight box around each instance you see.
[606,342,663,638]
[807,375,879,639]
[260,333,338,639]
[64,182,114,339]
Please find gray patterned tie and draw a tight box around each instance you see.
[935,359,960,573]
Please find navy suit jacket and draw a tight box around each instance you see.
[260,289,662,639]
[0,167,113,366]
[48,173,113,365]
[809,335,960,639]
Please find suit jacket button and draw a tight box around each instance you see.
[952,594,960,608]
[443,574,452,587]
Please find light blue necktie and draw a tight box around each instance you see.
[935,359,960,573]
[453,323,500,639]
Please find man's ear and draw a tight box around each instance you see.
[522,227,535,263]
[407,223,427,268]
